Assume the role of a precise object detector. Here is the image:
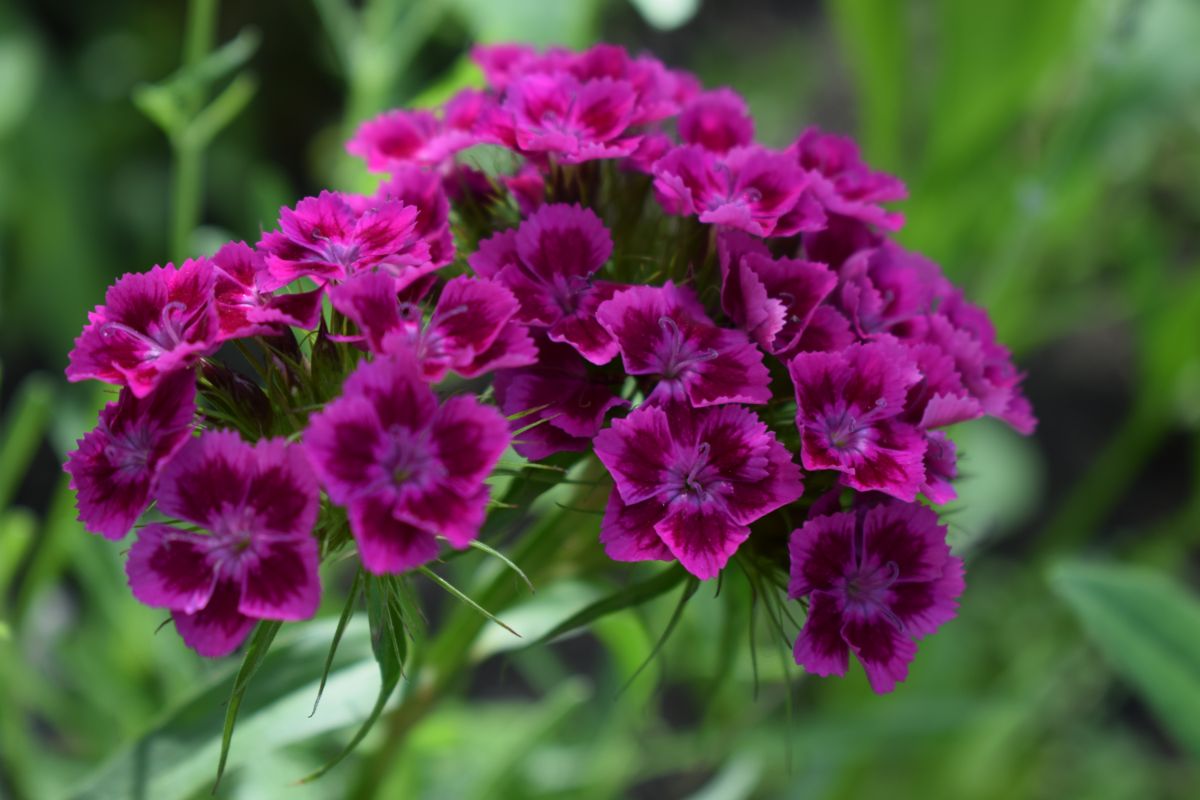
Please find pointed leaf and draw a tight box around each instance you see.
[534,564,688,645]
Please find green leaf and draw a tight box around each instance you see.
[214,620,283,791]
[620,574,700,692]
[420,566,522,638]
[0,373,53,512]
[533,564,689,645]
[298,575,407,783]
[466,540,535,593]
[1051,561,1200,756]
[311,570,363,717]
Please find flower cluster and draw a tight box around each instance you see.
[65,43,1032,692]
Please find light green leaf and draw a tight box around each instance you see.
[1051,561,1200,756]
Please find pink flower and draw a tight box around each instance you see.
[210,241,323,341]
[596,282,771,407]
[65,370,196,540]
[595,404,803,580]
[366,166,456,269]
[347,89,492,172]
[303,353,510,574]
[789,499,964,693]
[469,203,623,364]
[652,145,810,237]
[126,432,321,658]
[788,340,927,500]
[790,127,908,231]
[493,333,627,460]
[498,74,642,163]
[678,88,754,153]
[329,272,535,381]
[258,191,433,290]
[67,259,219,397]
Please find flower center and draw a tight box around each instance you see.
[383,425,435,489]
[100,300,196,359]
[655,316,718,379]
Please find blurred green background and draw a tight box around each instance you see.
[2,0,1200,798]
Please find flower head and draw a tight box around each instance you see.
[678,88,754,154]
[125,431,321,657]
[788,340,927,500]
[595,404,803,580]
[596,282,771,407]
[497,74,642,163]
[65,370,196,540]
[211,241,323,341]
[303,353,510,573]
[347,89,490,172]
[791,127,908,231]
[67,259,219,397]
[788,499,964,693]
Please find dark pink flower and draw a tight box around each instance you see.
[718,232,838,356]
[347,89,491,172]
[788,340,927,500]
[330,272,535,381]
[499,74,642,163]
[303,353,509,574]
[364,165,456,269]
[596,282,771,407]
[493,333,626,460]
[790,127,908,231]
[678,88,754,153]
[652,145,810,237]
[67,259,219,398]
[836,242,950,339]
[259,191,433,290]
[469,203,622,364]
[595,404,803,580]
[210,241,323,341]
[64,370,195,540]
[126,431,321,658]
[789,500,964,693]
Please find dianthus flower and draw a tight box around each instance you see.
[469,203,623,364]
[495,74,642,163]
[67,258,219,397]
[125,432,321,657]
[347,89,491,172]
[789,499,964,693]
[596,282,771,407]
[790,127,908,231]
[329,272,535,380]
[356,166,456,270]
[210,241,323,341]
[303,353,509,573]
[64,370,195,540]
[678,88,754,154]
[595,404,803,580]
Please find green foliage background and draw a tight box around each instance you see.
[2,0,1199,797]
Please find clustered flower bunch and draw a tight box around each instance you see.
[65,43,1034,701]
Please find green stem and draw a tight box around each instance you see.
[170,0,220,261]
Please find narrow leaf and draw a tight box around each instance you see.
[213,620,283,792]
[310,570,363,717]
[419,567,521,638]
[467,540,535,593]
[620,575,700,693]
[535,564,688,645]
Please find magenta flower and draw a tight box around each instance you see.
[67,259,219,398]
[652,145,810,237]
[788,340,927,500]
[788,500,964,693]
[498,74,641,163]
[211,241,323,341]
[594,404,803,580]
[258,191,433,290]
[836,242,950,339]
[303,353,510,574]
[678,88,754,154]
[790,127,908,231]
[64,370,195,540]
[125,432,321,658]
[469,203,622,364]
[718,232,838,357]
[346,89,490,172]
[493,333,627,460]
[329,273,535,381]
[596,282,771,407]
[363,166,456,269]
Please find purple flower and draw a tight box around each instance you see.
[788,500,964,693]
[596,282,771,407]
[493,333,627,460]
[788,340,927,500]
[211,241,323,341]
[362,166,456,269]
[469,204,622,364]
[65,370,196,540]
[594,404,803,580]
[330,273,536,381]
[790,127,908,231]
[67,259,219,397]
[718,231,838,357]
[303,353,510,574]
[346,89,490,172]
[652,145,810,237]
[126,431,321,658]
[498,74,642,163]
[836,242,950,339]
[259,191,433,290]
[678,88,754,154]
